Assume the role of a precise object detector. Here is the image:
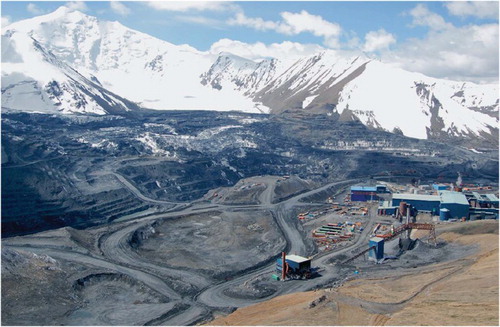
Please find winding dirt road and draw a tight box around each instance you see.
[4,175,371,325]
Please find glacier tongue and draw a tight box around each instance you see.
[1,6,498,144]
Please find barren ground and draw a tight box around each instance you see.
[207,220,499,326]
[136,210,285,277]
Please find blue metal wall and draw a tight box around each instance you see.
[440,203,469,219]
[439,208,450,221]
[433,184,449,190]
[392,198,440,212]
[351,193,378,202]
[369,238,384,260]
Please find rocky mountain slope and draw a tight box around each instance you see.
[1,6,498,145]
[2,110,498,236]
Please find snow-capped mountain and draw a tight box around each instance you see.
[2,22,139,115]
[1,6,268,114]
[204,51,498,140]
[2,7,498,143]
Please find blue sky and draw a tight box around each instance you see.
[1,1,499,82]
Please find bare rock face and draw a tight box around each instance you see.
[1,248,79,326]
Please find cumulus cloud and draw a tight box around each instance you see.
[445,1,499,19]
[388,5,498,83]
[228,10,341,48]
[409,4,453,31]
[279,11,341,37]
[27,3,45,15]
[363,29,396,52]
[110,1,131,16]
[209,38,324,60]
[1,16,11,28]
[66,1,89,12]
[147,1,236,12]
[228,12,279,31]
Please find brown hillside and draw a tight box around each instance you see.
[206,220,499,326]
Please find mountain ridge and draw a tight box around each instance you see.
[1,7,498,146]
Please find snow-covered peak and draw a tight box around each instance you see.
[4,6,89,33]
[336,60,498,139]
[1,7,498,145]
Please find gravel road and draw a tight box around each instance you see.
[4,176,375,325]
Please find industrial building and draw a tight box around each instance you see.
[377,205,397,216]
[368,237,384,261]
[439,191,470,219]
[470,192,499,208]
[276,253,312,280]
[389,191,470,219]
[391,194,441,213]
[350,184,388,202]
[432,184,450,191]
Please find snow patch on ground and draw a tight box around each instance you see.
[302,95,318,109]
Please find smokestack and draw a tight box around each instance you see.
[281,252,286,281]
[406,206,410,238]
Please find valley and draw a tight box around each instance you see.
[2,111,497,237]
[1,110,498,325]
[1,3,498,326]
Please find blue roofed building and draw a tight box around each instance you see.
[350,186,378,202]
[472,193,500,209]
[433,184,450,191]
[391,193,441,213]
[439,191,470,219]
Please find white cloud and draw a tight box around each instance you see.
[147,1,236,12]
[110,1,131,16]
[387,7,499,83]
[27,3,45,15]
[409,4,453,30]
[66,1,89,12]
[209,38,324,60]
[228,10,341,48]
[363,29,396,52]
[399,5,498,82]
[279,10,341,37]
[1,16,11,28]
[445,1,499,19]
[228,12,279,31]
[175,15,225,28]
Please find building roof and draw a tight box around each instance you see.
[392,193,440,202]
[378,200,396,209]
[432,183,449,188]
[472,191,482,200]
[286,254,310,264]
[439,191,469,205]
[370,237,384,242]
[351,186,377,192]
[484,194,499,202]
